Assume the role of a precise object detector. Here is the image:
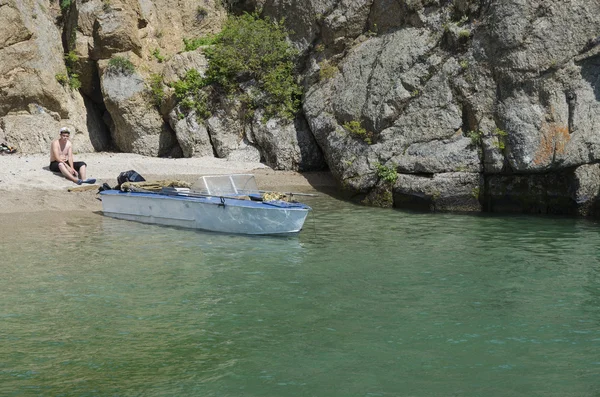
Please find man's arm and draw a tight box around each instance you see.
[67,143,74,169]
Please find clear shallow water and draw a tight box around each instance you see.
[1,196,600,396]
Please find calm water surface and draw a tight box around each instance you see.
[1,194,600,396]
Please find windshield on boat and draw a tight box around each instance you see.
[192,174,259,196]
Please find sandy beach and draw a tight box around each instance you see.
[0,152,336,214]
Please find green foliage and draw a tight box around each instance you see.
[180,93,210,120]
[203,12,301,120]
[64,51,78,73]
[148,74,165,107]
[107,56,135,75]
[492,128,508,150]
[460,59,469,69]
[467,130,484,147]
[56,72,80,91]
[319,60,338,81]
[183,36,218,52]
[102,0,112,12]
[60,0,71,12]
[173,69,210,120]
[56,73,69,86]
[375,163,399,185]
[366,23,378,37]
[411,89,419,97]
[58,50,81,91]
[68,74,81,90]
[173,69,206,99]
[315,43,325,53]
[343,120,373,144]
[458,29,471,39]
[152,48,165,63]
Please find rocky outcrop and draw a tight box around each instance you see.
[0,0,109,153]
[270,0,600,214]
[251,111,326,171]
[3,0,600,216]
[99,59,176,156]
[168,109,214,158]
[205,99,261,162]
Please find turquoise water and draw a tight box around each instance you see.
[1,194,600,396]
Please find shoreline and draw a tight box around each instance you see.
[0,153,337,214]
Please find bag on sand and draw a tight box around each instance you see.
[117,170,145,188]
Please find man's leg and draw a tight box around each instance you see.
[78,164,87,180]
[58,163,80,183]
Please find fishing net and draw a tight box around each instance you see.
[120,180,191,192]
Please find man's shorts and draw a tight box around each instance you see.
[49,161,87,173]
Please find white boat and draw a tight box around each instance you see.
[99,174,312,235]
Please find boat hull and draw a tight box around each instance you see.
[100,190,311,235]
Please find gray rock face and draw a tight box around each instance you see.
[100,65,175,156]
[394,172,483,212]
[89,6,143,60]
[304,21,482,209]
[162,51,208,86]
[301,0,600,213]
[168,109,214,158]
[251,112,326,171]
[205,101,261,162]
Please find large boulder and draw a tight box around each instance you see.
[304,24,484,209]
[100,58,176,156]
[205,101,261,162]
[251,111,326,171]
[0,0,109,153]
[0,0,68,117]
[168,109,214,158]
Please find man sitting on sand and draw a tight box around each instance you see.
[50,127,95,185]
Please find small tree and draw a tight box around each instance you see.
[203,12,302,120]
[107,56,135,75]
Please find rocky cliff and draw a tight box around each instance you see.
[2,0,600,215]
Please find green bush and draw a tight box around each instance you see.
[467,129,483,147]
[152,48,165,63]
[56,73,69,86]
[173,69,205,100]
[149,74,165,107]
[107,56,135,75]
[203,12,301,120]
[60,0,71,12]
[319,60,338,81]
[64,51,78,73]
[181,94,210,120]
[343,120,373,144]
[492,128,508,150]
[68,74,81,90]
[172,69,210,120]
[183,36,218,52]
[375,163,398,185]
